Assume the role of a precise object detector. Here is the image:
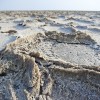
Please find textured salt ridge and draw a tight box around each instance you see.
[45,30,96,45]
[0,33,100,100]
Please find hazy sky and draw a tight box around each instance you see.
[0,0,100,11]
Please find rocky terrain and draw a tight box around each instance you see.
[0,11,100,100]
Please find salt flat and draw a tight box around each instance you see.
[0,11,100,100]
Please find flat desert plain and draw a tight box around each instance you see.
[0,11,100,100]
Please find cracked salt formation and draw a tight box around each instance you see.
[0,11,100,100]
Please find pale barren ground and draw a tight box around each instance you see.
[0,11,100,100]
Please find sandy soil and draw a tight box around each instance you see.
[0,11,100,100]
